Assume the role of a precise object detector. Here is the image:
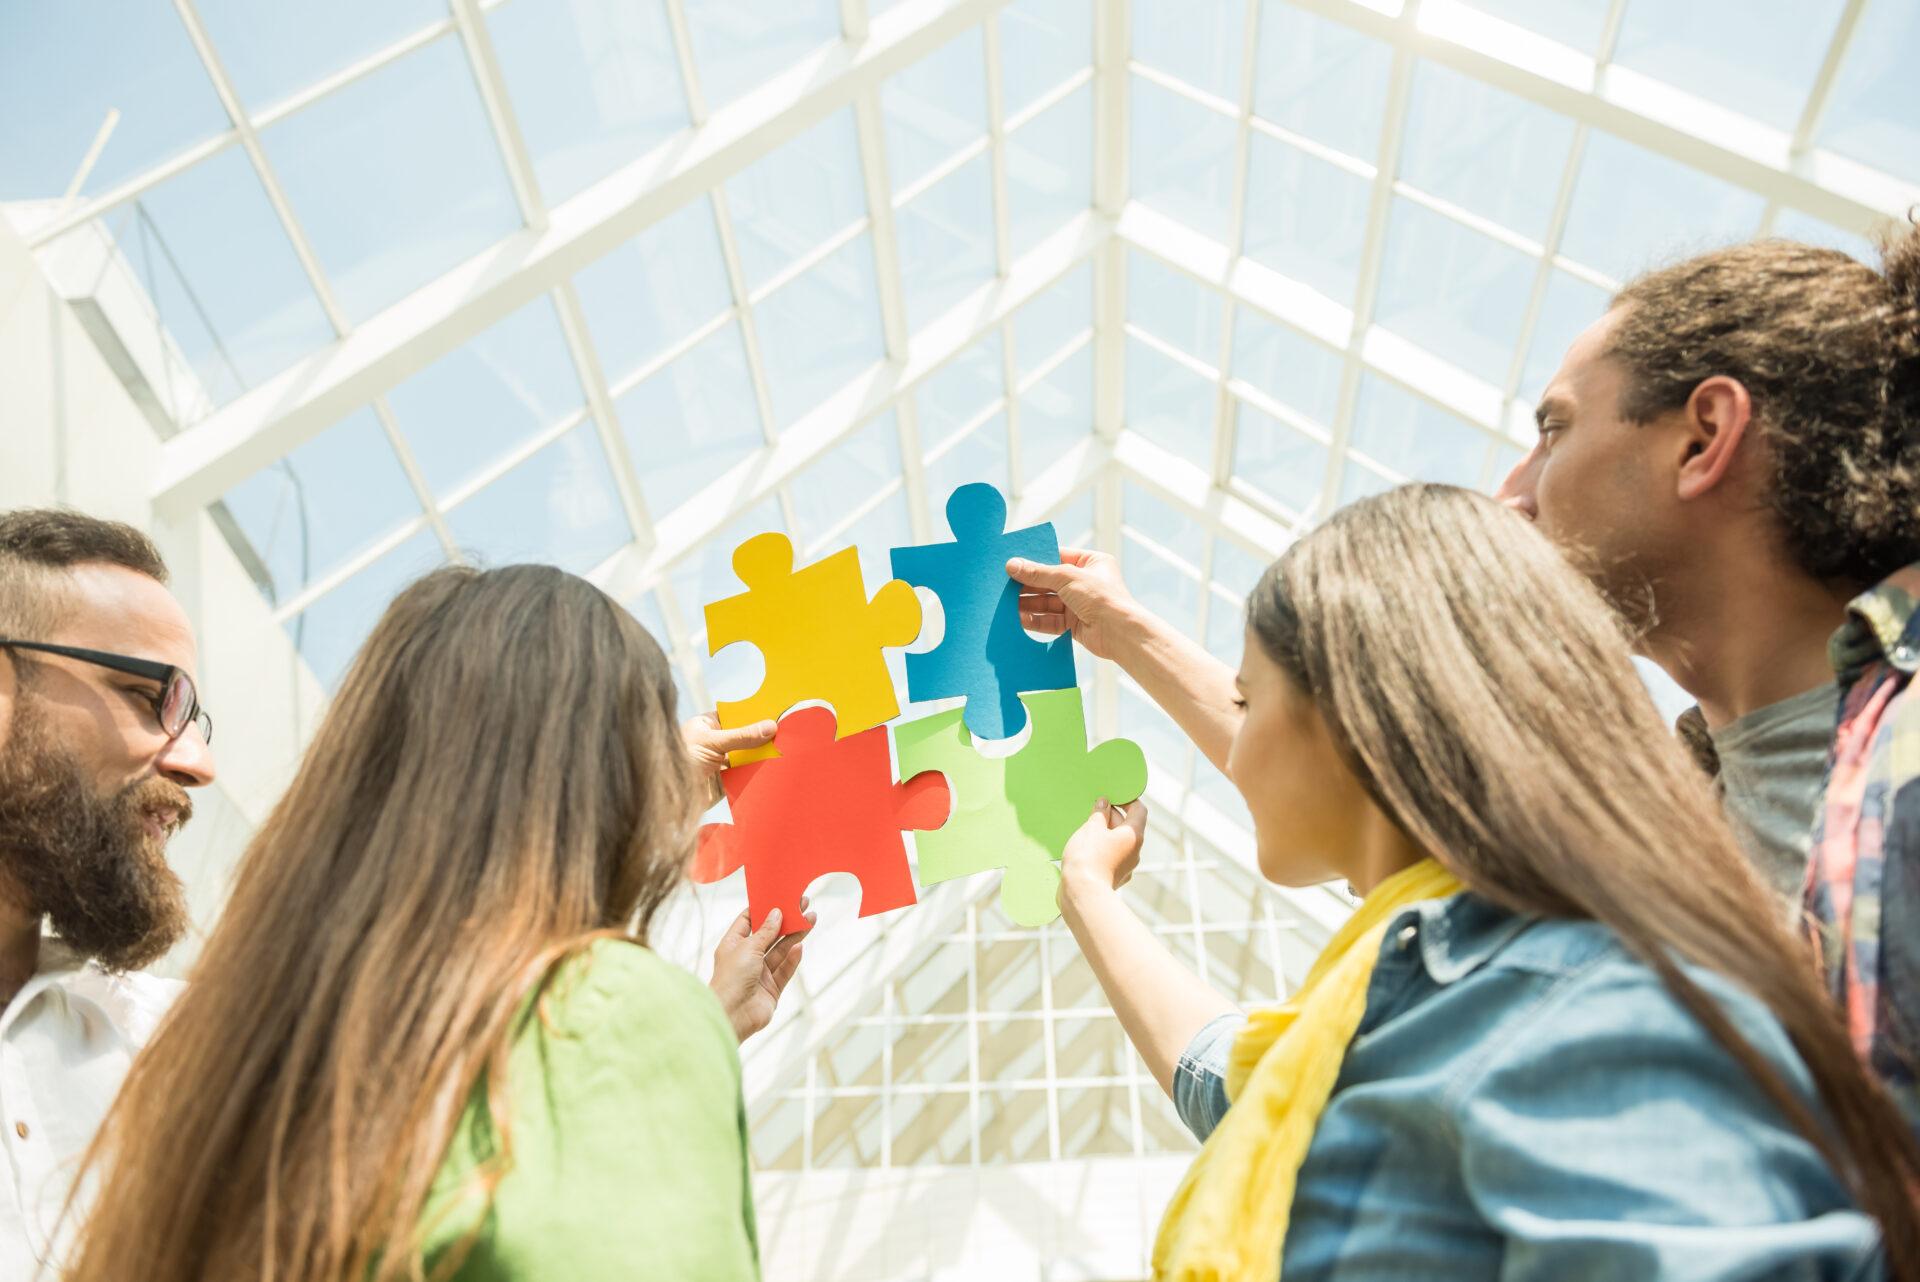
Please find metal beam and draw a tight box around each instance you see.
[149,0,1013,520]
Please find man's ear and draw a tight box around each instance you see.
[1675,374,1753,502]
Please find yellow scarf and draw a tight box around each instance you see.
[1151,859,1463,1281]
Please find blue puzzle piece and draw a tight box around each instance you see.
[889,483,1076,740]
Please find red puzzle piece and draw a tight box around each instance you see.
[691,706,951,936]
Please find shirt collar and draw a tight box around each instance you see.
[1383,892,1532,986]
[1830,564,1920,681]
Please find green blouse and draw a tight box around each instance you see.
[418,939,760,1281]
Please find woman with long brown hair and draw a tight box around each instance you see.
[59,563,800,1281]
[1012,484,1919,1279]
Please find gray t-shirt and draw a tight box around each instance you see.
[1710,683,1836,901]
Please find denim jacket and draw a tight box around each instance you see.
[1173,893,1884,1281]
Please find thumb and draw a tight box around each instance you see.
[1006,556,1072,591]
[750,907,784,950]
[711,719,779,753]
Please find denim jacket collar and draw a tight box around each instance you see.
[1382,892,1532,986]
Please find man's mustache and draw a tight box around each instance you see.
[121,775,194,835]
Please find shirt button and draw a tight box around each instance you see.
[13,1121,26,1140]
[1395,924,1418,951]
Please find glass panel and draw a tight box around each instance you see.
[1516,269,1611,403]
[752,232,886,428]
[1006,83,1093,260]
[1612,0,1845,133]
[388,295,584,501]
[573,197,732,387]
[1126,336,1216,458]
[1134,0,1241,103]
[979,1087,1050,1163]
[1398,61,1576,242]
[1771,210,1880,265]
[0,5,226,200]
[1129,251,1222,362]
[222,408,423,606]
[1130,74,1237,245]
[1243,133,1371,303]
[289,529,444,691]
[1018,344,1093,488]
[194,0,444,112]
[673,499,786,641]
[1337,457,1396,507]
[444,425,632,575]
[1125,483,1207,569]
[1015,263,1094,375]
[1558,131,1765,284]
[487,0,689,203]
[1818,0,1920,184]
[1253,1,1392,160]
[1231,310,1341,428]
[897,153,997,333]
[725,108,866,289]
[1232,399,1326,517]
[1001,0,1092,120]
[113,146,335,412]
[833,487,914,595]
[1210,538,1273,600]
[925,413,1011,504]
[1120,683,1191,776]
[919,333,1006,442]
[1373,197,1536,387]
[882,26,987,193]
[1348,375,1488,487]
[681,0,841,112]
[617,320,763,519]
[1452,0,1609,53]
[1053,489,1096,549]
[261,36,521,321]
[1127,535,1203,644]
[788,416,903,549]
[892,1090,972,1166]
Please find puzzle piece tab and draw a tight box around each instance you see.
[692,706,948,935]
[893,687,1146,927]
[890,484,1076,742]
[707,532,922,765]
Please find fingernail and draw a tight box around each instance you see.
[766,908,782,929]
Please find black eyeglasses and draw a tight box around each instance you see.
[0,640,213,745]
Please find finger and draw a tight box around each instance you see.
[768,938,804,993]
[709,720,779,754]
[1020,612,1068,636]
[724,908,753,941]
[1115,798,1149,841]
[1016,591,1067,614]
[751,907,784,950]
[1057,547,1100,568]
[1005,557,1072,590]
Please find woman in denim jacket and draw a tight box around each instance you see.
[1010,484,1919,1281]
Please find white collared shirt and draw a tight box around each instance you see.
[0,938,179,1279]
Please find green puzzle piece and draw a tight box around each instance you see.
[895,687,1148,927]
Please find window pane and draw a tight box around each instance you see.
[882,27,987,193]
[753,233,886,428]
[1127,336,1215,458]
[1515,269,1610,403]
[1348,375,1487,487]
[1452,0,1609,53]
[1015,263,1094,375]
[1134,0,1240,103]
[1129,251,1221,362]
[1818,0,1920,184]
[1243,133,1370,302]
[1253,1,1392,160]
[1209,538,1273,599]
[222,408,423,605]
[681,0,840,112]
[289,529,444,691]
[1612,0,1845,133]
[1771,210,1880,265]
[919,333,1005,441]
[1337,458,1396,508]
[1130,75,1237,245]
[0,4,226,200]
[1006,83,1092,259]
[1233,400,1326,516]
[488,0,689,203]
[444,424,631,574]
[726,108,866,289]
[1001,0,1092,119]
[1558,131,1764,283]
[1125,483,1206,568]
[925,413,1011,504]
[618,320,763,519]
[1127,535,1203,645]
[1019,344,1093,488]
[1398,61,1575,242]
[261,36,521,321]
[1373,198,1536,387]
[195,0,444,113]
[897,153,997,333]
[1231,310,1341,428]
[788,415,903,549]
[574,197,733,387]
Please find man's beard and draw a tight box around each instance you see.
[0,693,191,972]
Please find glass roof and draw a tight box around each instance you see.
[6,0,1916,1184]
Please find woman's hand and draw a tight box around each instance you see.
[682,713,777,806]
[1058,798,1149,920]
[1006,548,1140,661]
[708,899,814,1044]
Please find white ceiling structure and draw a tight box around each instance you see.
[6,0,1919,1274]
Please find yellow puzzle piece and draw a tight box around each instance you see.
[706,532,922,765]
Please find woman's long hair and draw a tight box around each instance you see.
[63,564,699,1282]
[1249,484,1919,1274]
